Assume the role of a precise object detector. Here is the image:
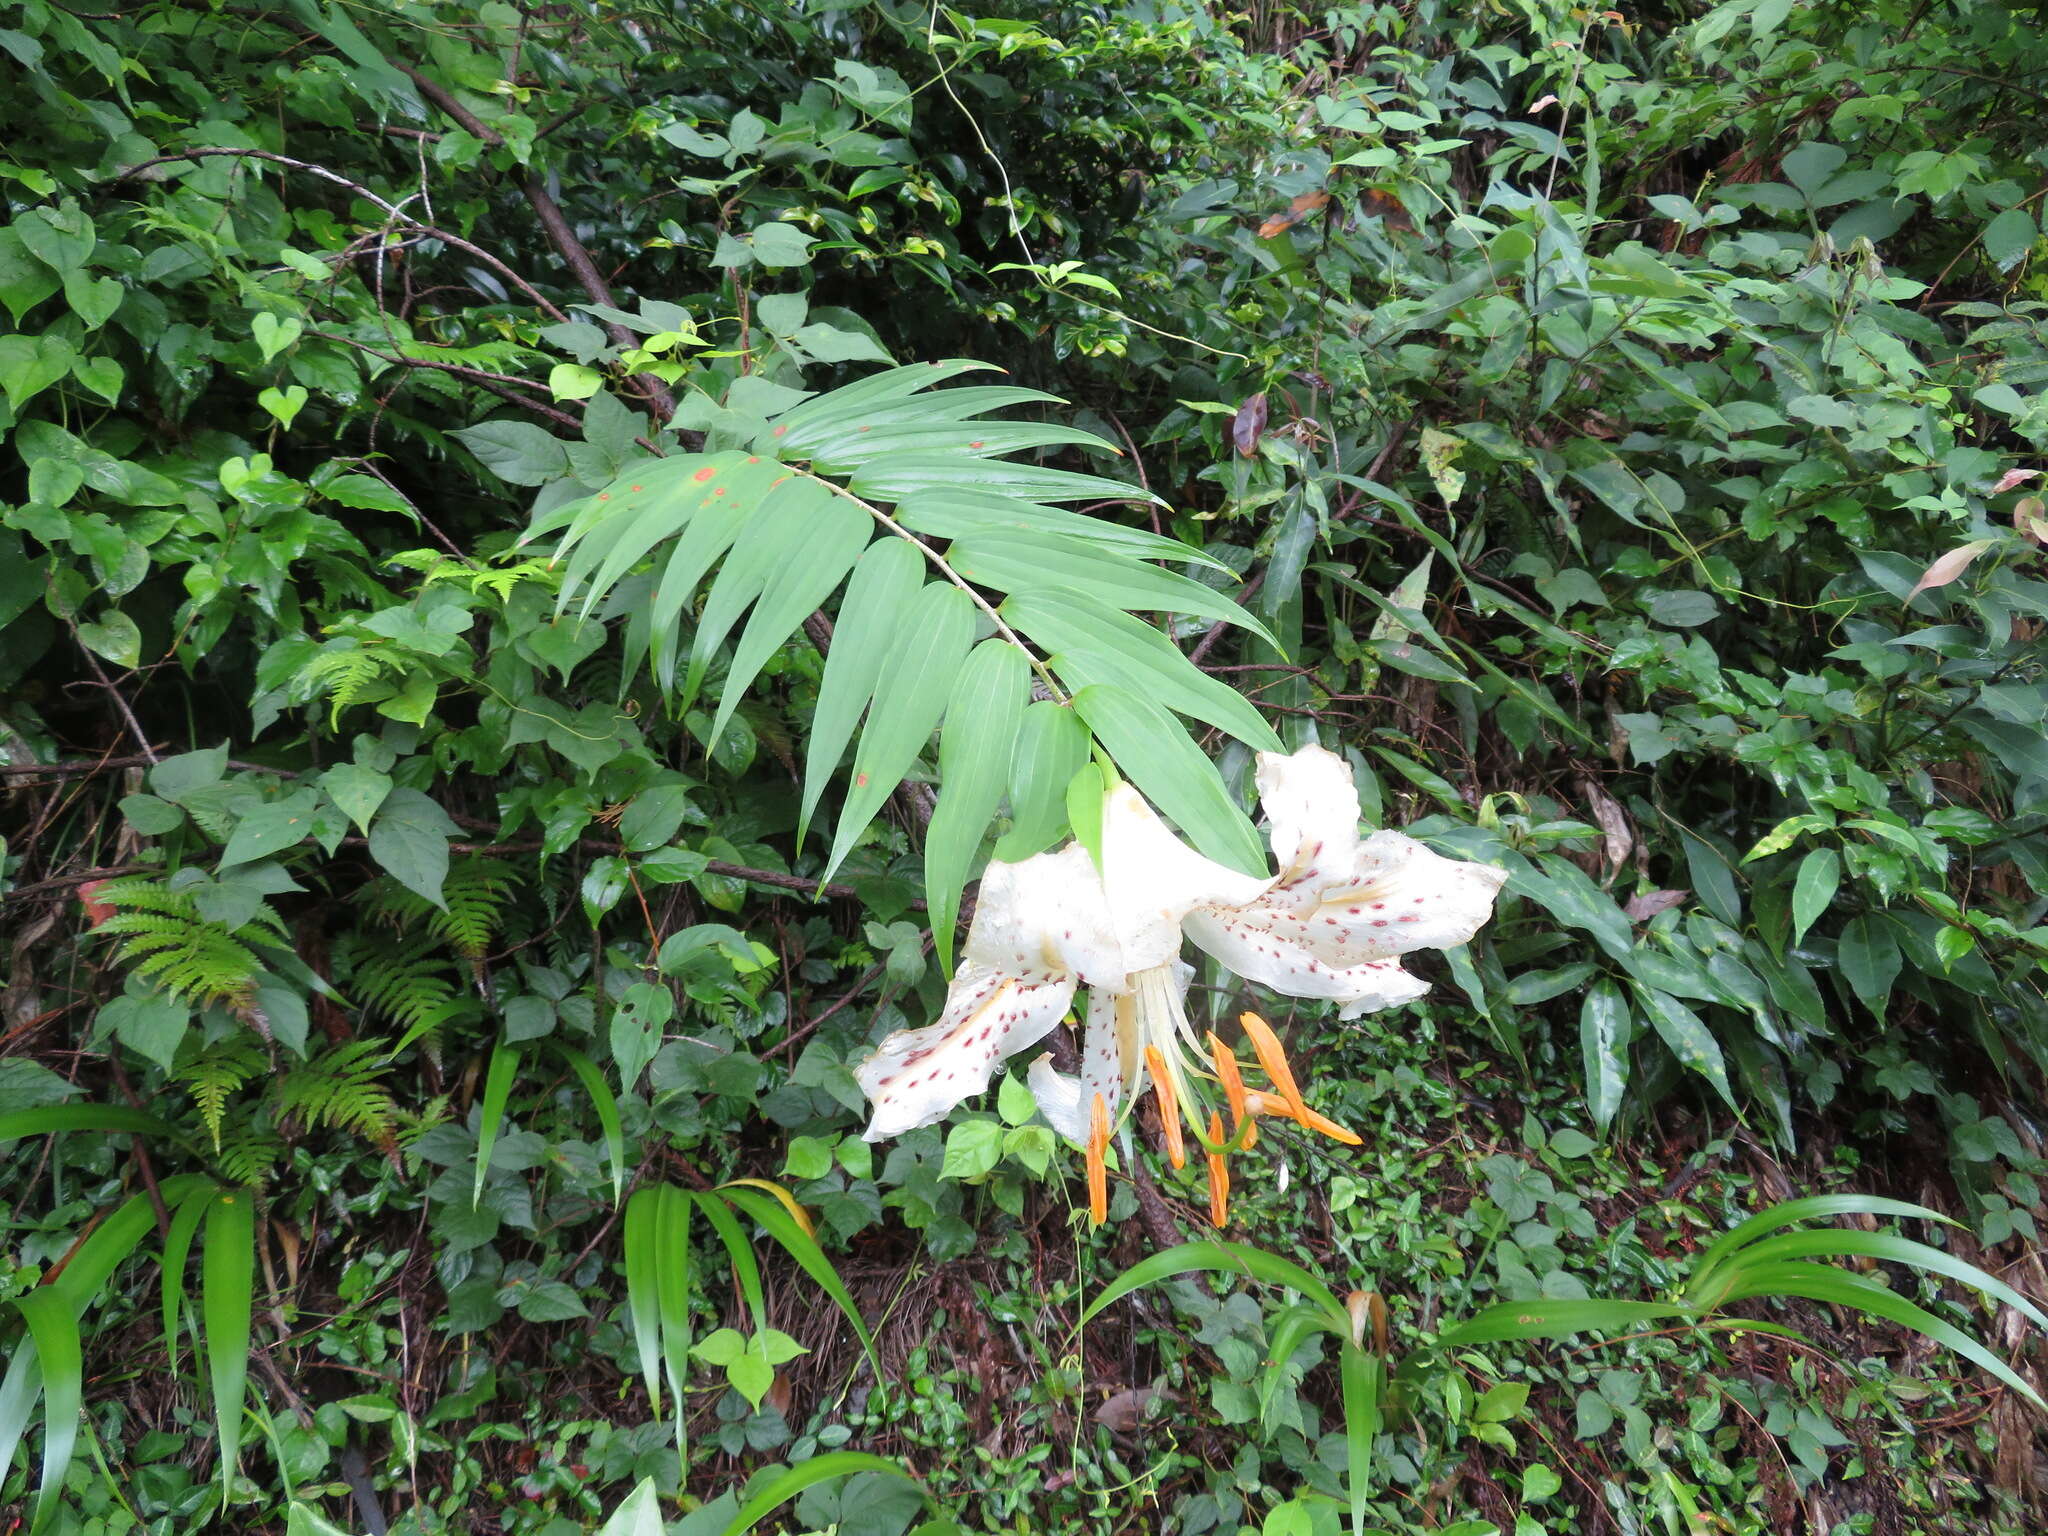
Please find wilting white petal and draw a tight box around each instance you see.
[1253,744,1362,888]
[964,841,1128,987]
[1099,783,1272,974]
[1027,987,1136,1141]
[857,963,1075,1140]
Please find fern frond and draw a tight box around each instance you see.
[360,858,517,961]
[276,1040,399,1144]
[175,1037,267,1150]
[215,1131,283,1187]
[94,883,266,1012]
[298,645,400,727]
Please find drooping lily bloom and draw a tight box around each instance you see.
[854,744,1506,1223]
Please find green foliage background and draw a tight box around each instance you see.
[2,0,2046,1531]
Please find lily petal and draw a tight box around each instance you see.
[1182,908,1434,1016]
[966,841,1128,987]
[1027,987,1135,1141]
[1254,744,1362,886]
[1099,783,1273,972]
[1315,831,1509,958]
[856,963,1075,1139]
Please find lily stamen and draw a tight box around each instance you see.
[1238,1012,1363,1147]
[1087,1092,1110,1226]
[1205,1112,1229,1228]
[1143,1044,1187,1169]
[1208,1031,1257,1149]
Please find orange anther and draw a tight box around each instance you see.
[1143,1045,1185,1170]
[1208,1031,1256,1150]
[1087,1092,1110,1226]
[1205,1111,1229,1228]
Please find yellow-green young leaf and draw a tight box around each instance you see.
[996,700,1091,861]
[823,582,976,879]
[549,363,604,400]
[1002,588,1282,752]
[1073,683,1267,875]
[1790,848,1839,942]
[799,538,925,850]
[201,1189,256,1497]
[925,639,1028,972]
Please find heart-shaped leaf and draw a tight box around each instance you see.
[258,384,309,428]
[77,609,142,668]
[252,312,303,363]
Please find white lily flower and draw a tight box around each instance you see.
[854,744,1506,1224]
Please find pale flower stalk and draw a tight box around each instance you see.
[854,744,1507,1223]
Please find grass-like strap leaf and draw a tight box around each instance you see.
[622,1187,665,1415]
[692,1190,770,1338]
[720,1452,917,1536]
[1072,684,1269,876]
[797,537,924,850]
[655,1184,695,1458]
[1001,588,1283,752]
[823,581,976,879]
[202,1189,256,1496]
[1260,1301,1339,1419]
[473,1039,520,1207]
[1712,1260,2043,1406]
[552,1044,627,1205]
[14,1290,80,1535]
[1688,1194,1951,1290]
[1081,1240,1347,1327]
[55,1183,203,1308]
[954,531,1279,649]
[1699,1229,2046,1325]
[995,700,1092,861]
[1434,1298,1692,1346]
[0,1105,175,1144]
[703,480,872,747]
[714,1185,882,1382]
[0,1335,43,1504]
[161,1182,214,1371]
[1338,1343,1383,1536]
[924,639,1028,970]
[895,492,1231,571]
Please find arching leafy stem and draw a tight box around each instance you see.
[517,360,1285,961]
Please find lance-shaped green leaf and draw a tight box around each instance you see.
[896,491,1231,570]
[808,420,1118,474]
[952,530,1278,648]
[1003,588,1282,752]
[996,700,1092,861]
[766,359,997,443]
[1579,980,1630,1136]
[202,1187,256,1495]
[14,1291,79,1535]
[824,582,976,879]
[848,454,1157,508]
[1072,684,1267,876]
[799,538,926,850]
[691,474,871,726]
[924,639,1028,971]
